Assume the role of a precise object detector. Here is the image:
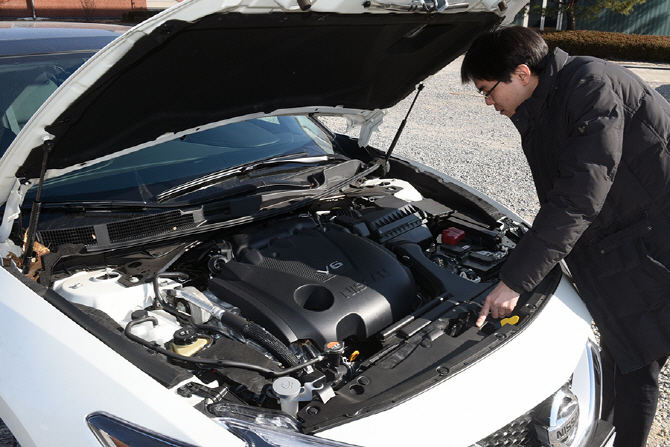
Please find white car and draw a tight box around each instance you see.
[0,2,615,447]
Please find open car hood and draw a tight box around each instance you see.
[1,0,521,198]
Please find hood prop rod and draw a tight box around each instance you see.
[383,83,424,170]
[22,139,53,274]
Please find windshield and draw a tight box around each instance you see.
[32,115,336,203]
[0,51,99,155]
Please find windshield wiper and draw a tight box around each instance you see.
[155,152,331,203]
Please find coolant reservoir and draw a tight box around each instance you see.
[53,269,185,346]
[53,269,153,323]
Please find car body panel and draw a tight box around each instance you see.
[0,266,239,447]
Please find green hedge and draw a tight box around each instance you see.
[540,30,670,62]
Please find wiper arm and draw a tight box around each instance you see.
[155,152,329,203]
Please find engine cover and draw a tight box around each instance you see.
[208,220,416,348]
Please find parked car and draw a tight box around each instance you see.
[0,21,129,156]
[0,2,615,447]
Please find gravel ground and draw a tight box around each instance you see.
[2,56,670,446]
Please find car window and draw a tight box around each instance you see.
[0,51,98,155]
[33,115,335,203]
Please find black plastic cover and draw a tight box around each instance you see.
[208,220,417,347]
[332,195,433,245]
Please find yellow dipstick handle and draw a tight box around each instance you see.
[501,316,519,326]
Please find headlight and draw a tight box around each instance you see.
[88,406,359,447]
[210,403,360,447]
[87,412,199,447]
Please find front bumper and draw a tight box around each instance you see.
[473,340,614,447]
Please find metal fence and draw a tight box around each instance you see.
[515,0,670,36]
[579,0,670,36]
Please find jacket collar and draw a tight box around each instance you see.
[511,48,570,135]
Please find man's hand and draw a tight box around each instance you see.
[476,281,521,327]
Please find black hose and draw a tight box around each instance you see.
[220,313,300,367]
[153,272,300,368]
[124,318,320,378]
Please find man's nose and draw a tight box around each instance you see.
[485,96,495,106]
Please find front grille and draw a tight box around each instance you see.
[473,412,540,447]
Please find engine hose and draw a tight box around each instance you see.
[124,318,321,378]
[215,309,300,367]
[189,317,301,369]
[153,272,300,368]
[239,319,300,367]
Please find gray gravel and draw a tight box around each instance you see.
[2,56,669,446]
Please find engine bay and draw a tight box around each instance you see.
[40,176,538,432]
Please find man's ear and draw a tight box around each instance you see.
[514,64,533,86]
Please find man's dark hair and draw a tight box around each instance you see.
[461,26,549,84]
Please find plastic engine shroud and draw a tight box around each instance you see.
[208,220,417,348]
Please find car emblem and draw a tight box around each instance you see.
[534,385,580,447]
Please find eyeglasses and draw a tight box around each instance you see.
[478,80,501,100]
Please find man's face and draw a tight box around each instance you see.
[474,65,537,118]
[474,78,525,118]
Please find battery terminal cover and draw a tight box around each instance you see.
[442,227,466,245]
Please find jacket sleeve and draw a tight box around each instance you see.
[500,77,624,293]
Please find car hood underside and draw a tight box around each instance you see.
[15,8,499,180]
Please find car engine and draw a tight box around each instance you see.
[46,177,526,430]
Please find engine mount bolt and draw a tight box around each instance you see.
[306,406,320,415]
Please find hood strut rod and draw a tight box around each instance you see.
[384,83,424,167]
[22,140,53,274]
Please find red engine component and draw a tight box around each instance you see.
[442,227,465,245]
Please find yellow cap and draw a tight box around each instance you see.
[501,316,519,327]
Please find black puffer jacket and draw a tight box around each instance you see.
[500,48,670,373]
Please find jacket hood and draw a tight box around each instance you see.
[3,0,522,190]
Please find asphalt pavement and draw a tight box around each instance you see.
[618,60,670,84]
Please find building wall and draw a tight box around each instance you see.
[0,0,147,19]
